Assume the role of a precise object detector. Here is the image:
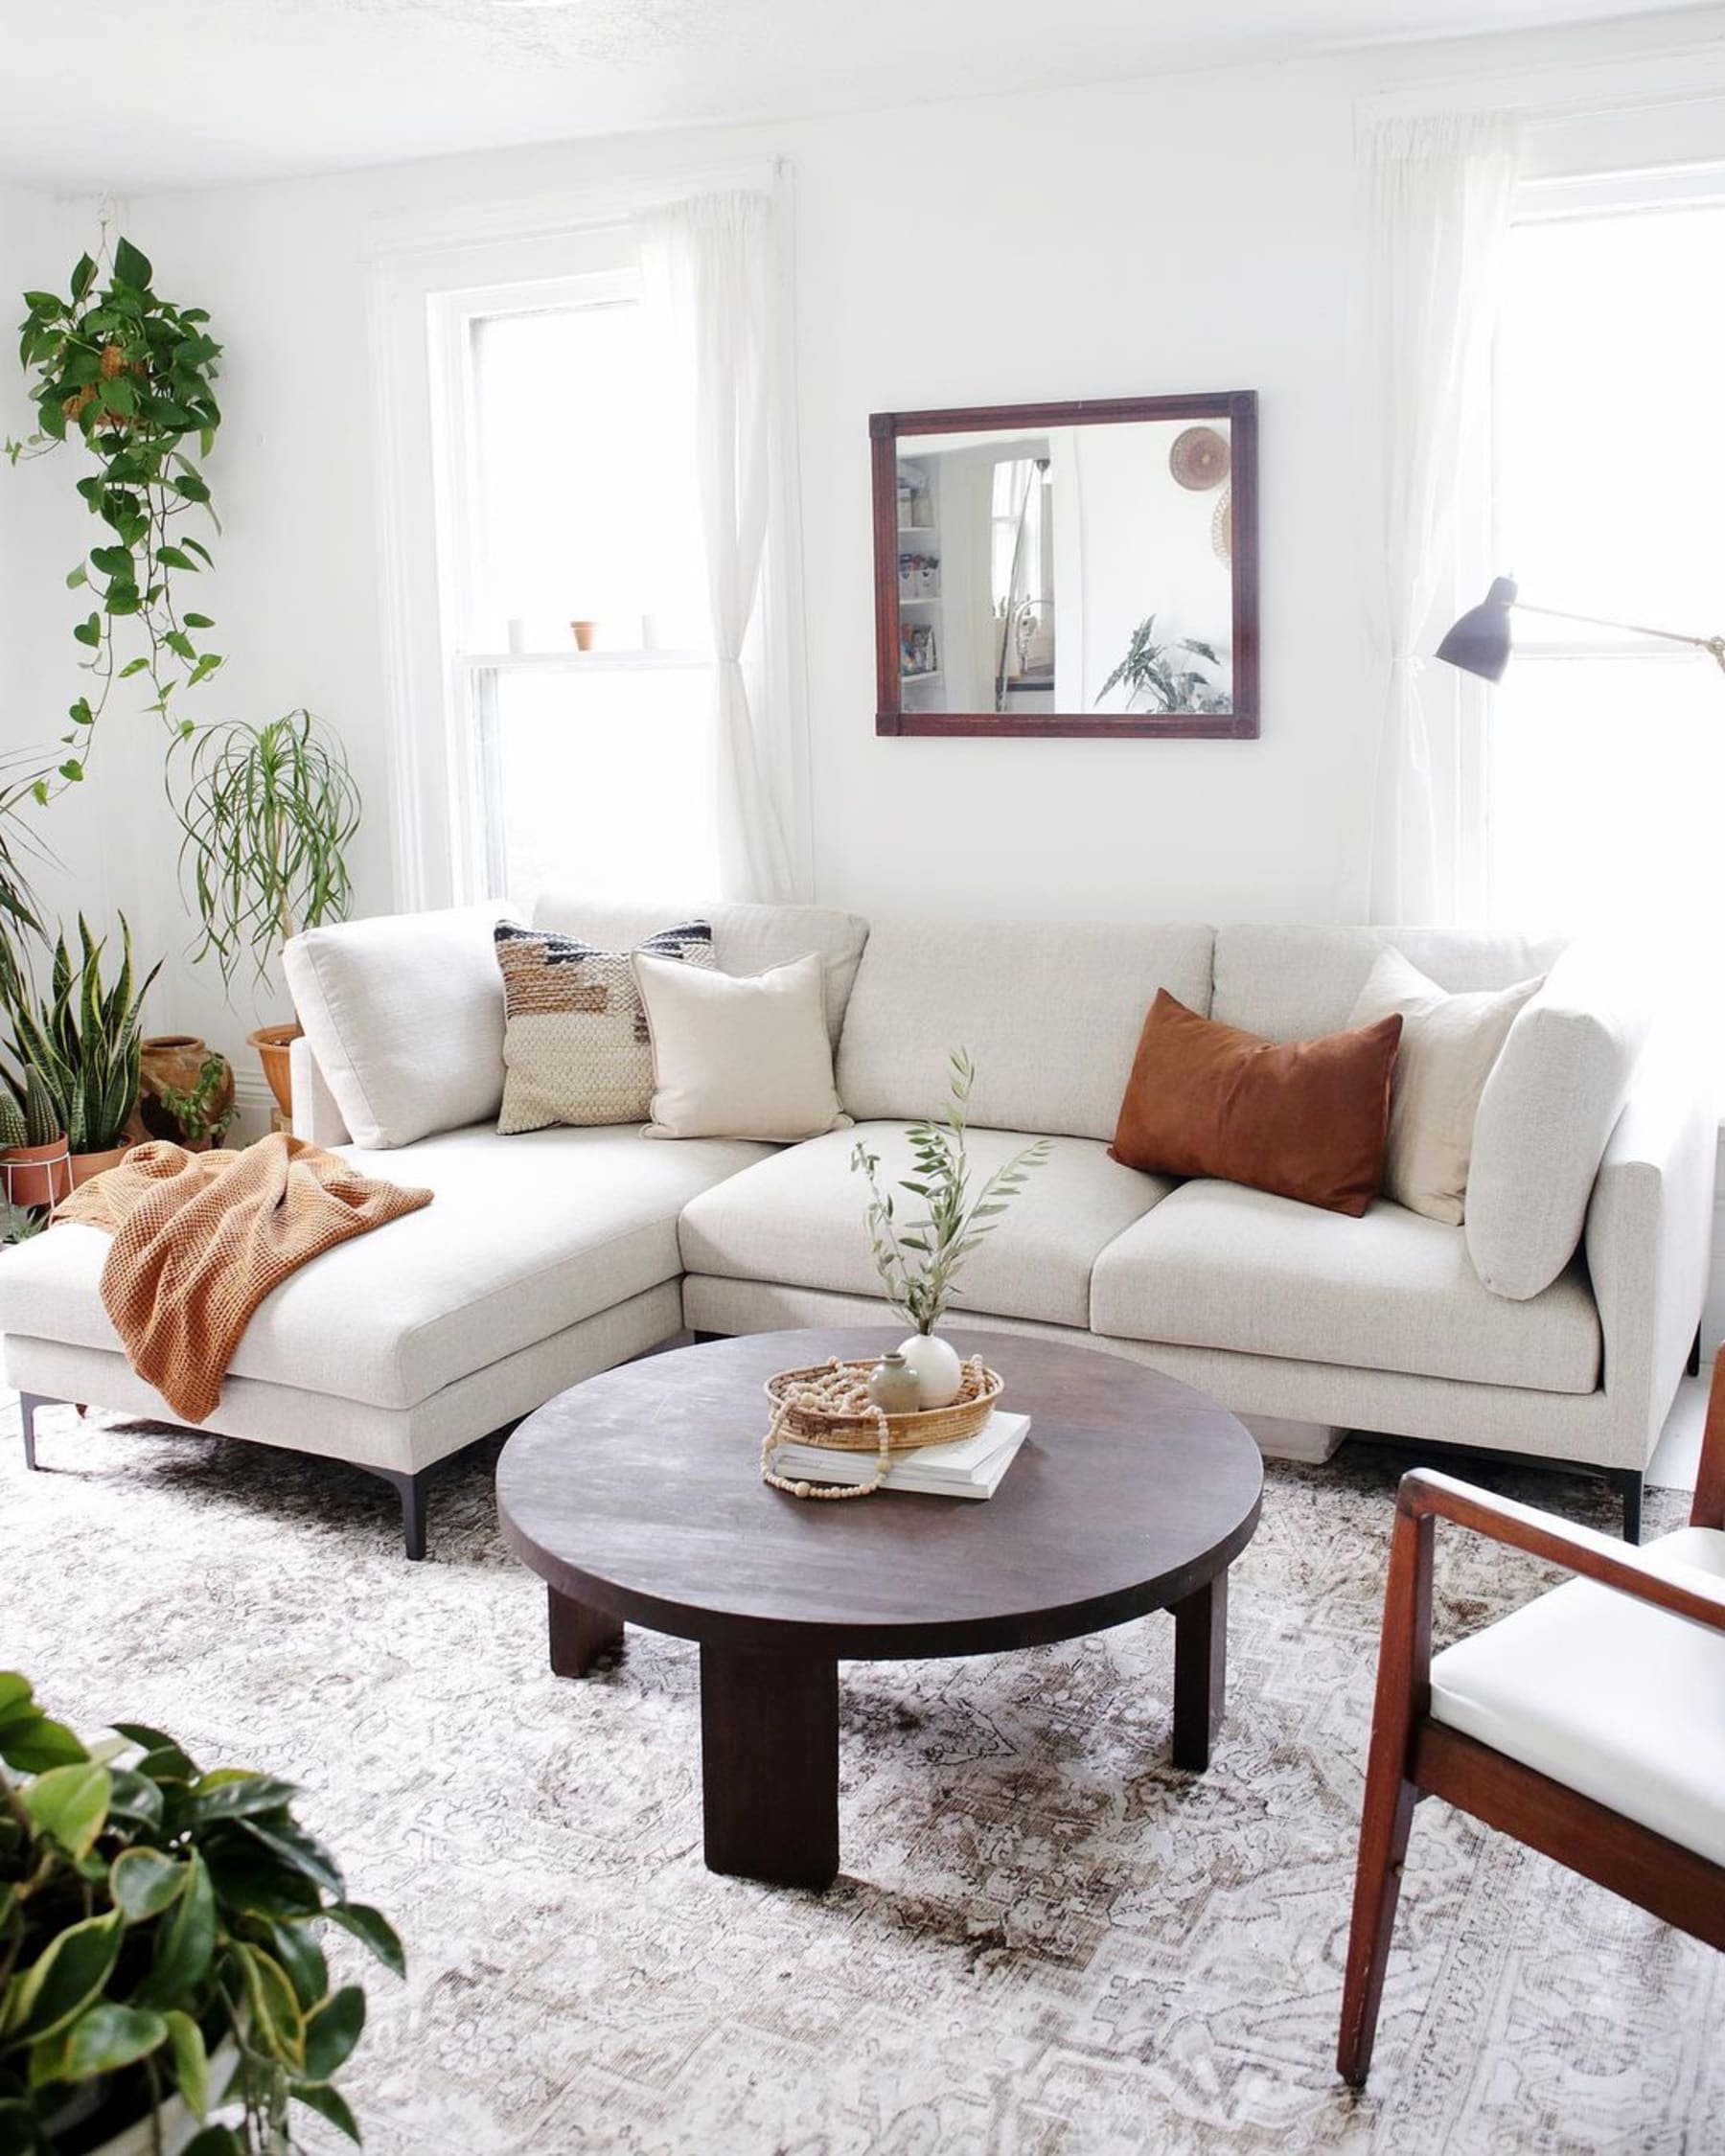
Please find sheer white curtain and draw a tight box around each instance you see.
[635,187,810,904]
[1362,112,1521,923]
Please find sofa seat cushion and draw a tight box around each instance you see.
[678,1122,1172,1330]
[1090,1179,1599,1393]
[0,1125,772,1412]
[1430,1525,1725,1865]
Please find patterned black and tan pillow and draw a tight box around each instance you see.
[494,920,715,1134]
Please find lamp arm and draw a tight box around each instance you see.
[1515,599,1725,661]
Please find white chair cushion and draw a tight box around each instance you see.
[533,895,869,1048]
[1430,1525,1725,1866]
[1089,1179,1599,1393]
[284,905,508,1151]
[0,1125,772,1411]
[678,1122,1171,1330]
[836,919,1215,1142]
[1466,942,1654,1302]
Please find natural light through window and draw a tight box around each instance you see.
[1490,198,1725,954]
[447,280,716,910]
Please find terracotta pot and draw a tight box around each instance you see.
[249,1021,302,1118]
[2,1138,72,1210]
[570,619,597,652]
[137,1035,236,1152]
[70,1142,129,1188]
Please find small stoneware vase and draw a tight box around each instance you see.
[897,1332,963,1410]
[866,1351,922,1417]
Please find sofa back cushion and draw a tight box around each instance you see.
[1465,943,1653,1300]
[533,895,869,1047]
[284,905,508,1151]
[1211,927,1568,1041]
[836,917,1215,1141]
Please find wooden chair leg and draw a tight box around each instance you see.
[1338,1503,1435,2087]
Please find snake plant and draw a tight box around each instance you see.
[5,916,160,1154]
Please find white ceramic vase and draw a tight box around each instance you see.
[898,1332,963,1409]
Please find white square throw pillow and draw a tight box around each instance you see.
[1347,947,1543,1226]
[633,950,848,1142]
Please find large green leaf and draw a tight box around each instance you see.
[23,1764,110,1861]
[235,1943,304,2070]
[105,1767,165,1832]
[162,2009,208,2120]
[263,1918,328,2013]
[0,1715,86,1775]
[323,1904,404,1980]
[291,2079,360,2144]
[0,1910,122,2046]
[110,1847,186,1924]
[300,1986,365,2084]
[111,239,153,290]
[48,2001,170,2084]
[184,1772,299,1823]
[237,1815,344,1901]
[134,1852,214,2007]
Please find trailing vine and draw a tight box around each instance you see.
[5,234,223,809]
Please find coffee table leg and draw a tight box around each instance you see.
[547,1586,624,1678]
[700,1643,840,1890]
[1171,1570,1229,1772]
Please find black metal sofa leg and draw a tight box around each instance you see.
[374,1467,430,1561]
[19,1391,47,1471]
[1614,1469,1644,1546]
[1689,1325,1703,1379]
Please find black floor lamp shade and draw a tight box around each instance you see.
[1436,576,1519,682]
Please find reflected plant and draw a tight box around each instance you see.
[1095,614,1231,715]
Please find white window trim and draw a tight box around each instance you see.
[365,161,782,913]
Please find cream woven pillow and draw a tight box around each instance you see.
[633,950,847,1142]
[1347,948,1543,1226]
[494,920,714,1134]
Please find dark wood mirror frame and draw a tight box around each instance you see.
[871,390,1258,739]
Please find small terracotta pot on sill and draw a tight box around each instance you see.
[2,1138,72,1210]
[249,1022,302,1118]
[570,620,598,652]
[70,1142,129,1188]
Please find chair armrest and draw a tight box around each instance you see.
[1400,1468,1725,1635]
[1584,1029,1715,1463]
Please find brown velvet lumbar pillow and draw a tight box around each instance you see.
[1110,990,1404,1217]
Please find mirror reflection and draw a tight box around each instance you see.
[892,417,1236,722]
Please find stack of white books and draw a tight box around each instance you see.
[773,1411,1032,1500]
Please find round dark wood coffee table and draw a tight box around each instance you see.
[496,1326,1262,1890]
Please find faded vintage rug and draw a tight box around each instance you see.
[1,1401,1718,2153]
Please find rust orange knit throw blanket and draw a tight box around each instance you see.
[57,1135,432,1423]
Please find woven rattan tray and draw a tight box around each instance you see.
[763,1355,1003,1454]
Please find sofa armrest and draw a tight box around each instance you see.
[1584,1029,1715,1465]
[289,1033,351,1148]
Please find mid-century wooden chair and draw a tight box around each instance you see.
[1337,1358,1725,2085]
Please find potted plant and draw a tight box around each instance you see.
[137,1042,236,1153]
[0,1067,71,1212]
[172,712,360,1119]
[0,1671,402,2154]
[851,1049,1049,1406]
[4,917,160,1185]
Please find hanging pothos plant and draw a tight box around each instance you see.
[5,235,223,809]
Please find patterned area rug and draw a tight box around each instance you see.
[2,1400,1719,2154]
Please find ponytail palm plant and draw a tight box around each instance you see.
[172,712,360,992]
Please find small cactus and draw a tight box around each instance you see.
[0,1089,25,1151]
[20,1066,61,1149]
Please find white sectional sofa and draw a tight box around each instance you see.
[1,895,1711,1555]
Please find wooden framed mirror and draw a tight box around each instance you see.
[871,391,1257,738]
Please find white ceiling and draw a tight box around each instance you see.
[1,0,1710,192]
